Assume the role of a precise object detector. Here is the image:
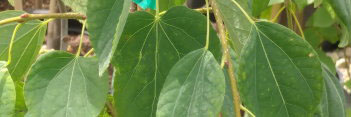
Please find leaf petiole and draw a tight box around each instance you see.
[76,20,87,57]
[6,23,23,67]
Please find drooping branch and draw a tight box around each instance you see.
[0,13,86,26]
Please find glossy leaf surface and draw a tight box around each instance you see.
[24,51,109,117]
[112,6,221,117]
[87,0,132,76]
[238,22,324,117]
[0,61,16,116]
[0,11,46,81]
[156,49,225,117]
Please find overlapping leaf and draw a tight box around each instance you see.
[238,21,324,116]
[328,0,351,46]
[318,64,346,117]
[24,51,109,117]
[156,49,225,117]
[214,0,252,54]
[87,0,132,76]
[160,0,186,11]
[112,6,221,117]
[0,11,47,81]
[0,61,16,116]
[249,0,270,16]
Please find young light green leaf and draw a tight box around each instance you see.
[112,6,221,117]
[160,0,186,12]
[24,51,109,117]
[0,11,46,81]
[318,64,346,117]
[87,0,132,76]
[156,49,225,117]
[61,0,87,14]
[250,0,270,16]
[0,61,16,116]
[238,21,324,116]
[214,0,252,54]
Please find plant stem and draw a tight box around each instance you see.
[211,0,242,117]
[240,105,255,117]
[205,0,210,50]
[159,7,213,16]
[106,101,117,117]
[285,0,294,29]
[0,13,85,26]
[84,48,94,57]
[290,9,305,39]
[6,23,23,66]
[76,20,87,57]
[271,6,286,23]
[155,0,160,18]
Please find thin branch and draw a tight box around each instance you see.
[211,0,242,117]
[106,101,117,117]
[76,20,87,57]
[0,13,86,26]
[205,0,210,49]
[84,48,94,57]
[290,9,305,39]
[159,7,213,16]
[271,6,286,23]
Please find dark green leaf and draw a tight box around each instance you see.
[238,21,324,116]
[112,6,221,117]
[24,51,109,117]
[293,0,308,10]
[156,49,225,117]
[250,0,270,16]
[160,0,186,12]
[0,61,16,116]
[87,0,132,76]
[318,64,346,117]
[215,0,252,54]
[0,11,46,81]
[311,6,335,28]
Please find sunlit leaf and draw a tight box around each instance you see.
[112,6,221,117]
[0,61,16,116]
[24,51,109,117]
[0,11,47,81]
[318,64,346,117]
[215,0,252,54]
[238,21,324,116]
[87,0,132,76]
[157,49,225,117]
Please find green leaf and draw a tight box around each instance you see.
[250,0,270,16]
[112,6,221,117]
[156,49,225,117]
[87,0,132,76]
[61,0,87,14]
[238,21,324,116]
[0,11,47,81]
[160,0,186,12]
[0,61,16,116]
[215,0,252,54]
[328,0,351,46]
[318,64,346,117]
[293,0,308,10]
[24,51,109,117]
[311,6,335,28]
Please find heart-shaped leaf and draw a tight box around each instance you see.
[112,6,221,117]
[156,49,225,117]
[87,0,132,76]
[238,21,324,116]
[0,11,47,81]
[0,61,16,116]
[24,51,109,117]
